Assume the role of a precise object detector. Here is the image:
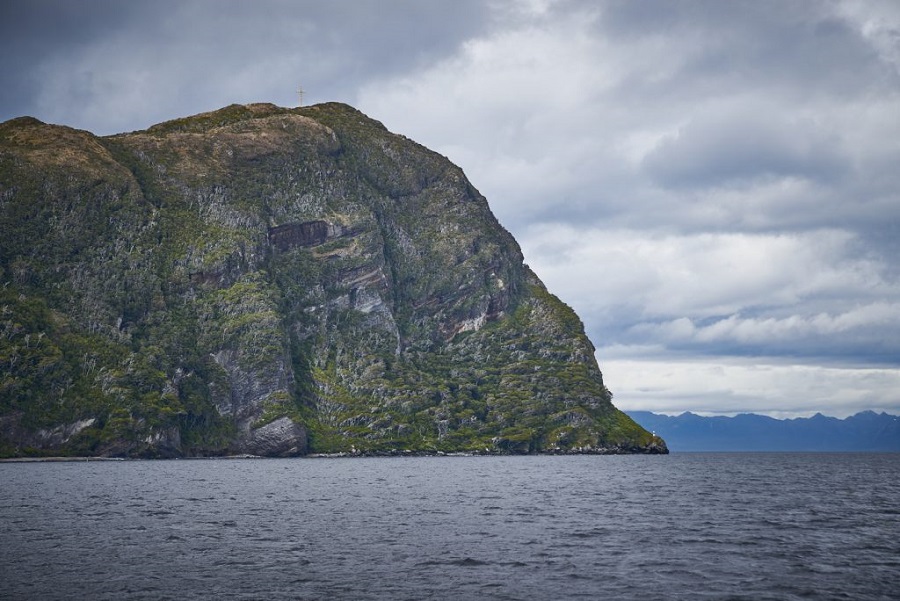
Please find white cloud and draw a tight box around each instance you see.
[623,309,900,368]
[603,353,900,418]
[522,225,896,319]
[641,103,848,189]
[640,302,900,346]
[836,0,900,74]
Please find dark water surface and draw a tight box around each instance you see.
[2,453,898,600]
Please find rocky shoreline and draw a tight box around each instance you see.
[1,446,668,462]
[0,456,127,463]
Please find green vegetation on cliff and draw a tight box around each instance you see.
[0,103,665,457]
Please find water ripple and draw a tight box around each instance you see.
[1,454,898,600]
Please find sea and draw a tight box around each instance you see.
[1,453,898,600]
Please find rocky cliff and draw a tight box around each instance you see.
[0,102,666,457]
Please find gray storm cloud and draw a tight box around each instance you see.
[2,0,898,417]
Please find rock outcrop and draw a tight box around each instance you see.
[0,103,666,457]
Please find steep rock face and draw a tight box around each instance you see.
[0,103,665,457]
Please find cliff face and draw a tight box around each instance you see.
[0,103,666,457]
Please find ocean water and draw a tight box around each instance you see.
[1,453,898,600]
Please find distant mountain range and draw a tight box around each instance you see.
[626,411,900,452]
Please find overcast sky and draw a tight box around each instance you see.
[2,0,898,418]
